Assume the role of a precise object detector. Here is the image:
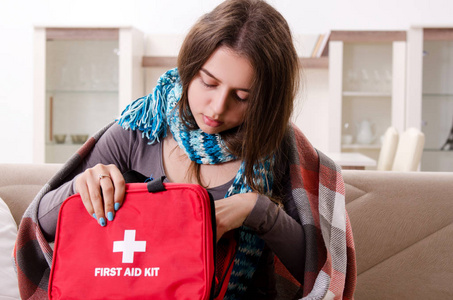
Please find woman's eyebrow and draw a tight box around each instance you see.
[200,68,250,92]
[200,68,219,81]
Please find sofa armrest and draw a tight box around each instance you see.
[0,163,62,226]
[343,170,453,299]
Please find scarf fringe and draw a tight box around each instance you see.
[117,93,167,144]
[117,69,182,144]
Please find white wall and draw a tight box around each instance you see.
[1,0,453,163]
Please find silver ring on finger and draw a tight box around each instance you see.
[98,174,111,181]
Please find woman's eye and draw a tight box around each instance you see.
[234,94,248,102]
[234,90,249,102]
[201,78,216,88]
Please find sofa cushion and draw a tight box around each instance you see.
[0,163,62,225]
[0,196,20,299]
[343,170,453,299]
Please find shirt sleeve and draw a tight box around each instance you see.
[38,123,135,241]
[243,194,305,283]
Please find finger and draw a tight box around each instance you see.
[108,166,126,212]
[87,171,107,227]
[215,223,227,243]
[76,175,96,219]
[99,173,115,222]
[216,230,223,243]
[214,201,229,242]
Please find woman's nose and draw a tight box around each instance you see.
[211,90,229,115]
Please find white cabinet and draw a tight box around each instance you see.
[407,27,453,171]
[328,31,407,164]
[33,27,144,163]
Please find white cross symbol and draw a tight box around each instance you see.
[113,230,146,263]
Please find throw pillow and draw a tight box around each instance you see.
[0,197,20,299]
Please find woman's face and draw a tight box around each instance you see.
[187,46,253,135]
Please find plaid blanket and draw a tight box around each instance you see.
[14,123,356,299]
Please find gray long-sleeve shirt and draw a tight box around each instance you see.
[38,123,305,297]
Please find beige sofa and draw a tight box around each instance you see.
[1,163,452,299]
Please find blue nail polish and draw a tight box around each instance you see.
[114,203,121,211]
[99,217,106,227]
[92,213,97,219]
[107,212,114,221]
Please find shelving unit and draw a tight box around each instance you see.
[407,26,453,171]
[328,31,407,164]
[33,27,144,163]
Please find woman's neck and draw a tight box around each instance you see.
[162,134,241,188]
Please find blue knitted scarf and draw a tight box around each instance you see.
[117,68,272,299]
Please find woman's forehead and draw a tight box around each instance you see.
[201,46,254,90]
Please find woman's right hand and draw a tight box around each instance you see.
[75,164,126,227]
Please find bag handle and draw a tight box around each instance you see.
[147,176,166,193]
[122,170,166,193]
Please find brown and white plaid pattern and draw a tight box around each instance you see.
[284,126,356,299]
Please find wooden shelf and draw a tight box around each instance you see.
[299,57,328,69]
[424,28,453,41]
[342,144,381,150]
[142,56,328,69]
[46,143,85,147]
[343,91,392,97]
[47,89,118,94]
[141,31,409,69]
[424,148,453,152]
[46,28,119,41]
[330,30,407,42]
[142,56,177,68]
[423,93,453,98]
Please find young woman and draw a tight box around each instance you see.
[15,1,356,299]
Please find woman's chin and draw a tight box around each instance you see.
[199,126,222,135]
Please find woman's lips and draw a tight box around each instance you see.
[203,115,223,128]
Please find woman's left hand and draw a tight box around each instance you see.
[214,192,258,242]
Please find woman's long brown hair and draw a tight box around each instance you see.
[177,0,300,194]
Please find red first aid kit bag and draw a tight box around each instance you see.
[48,175,236,300]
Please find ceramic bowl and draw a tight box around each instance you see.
[71,134,89,144]
[53,134,67,144]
